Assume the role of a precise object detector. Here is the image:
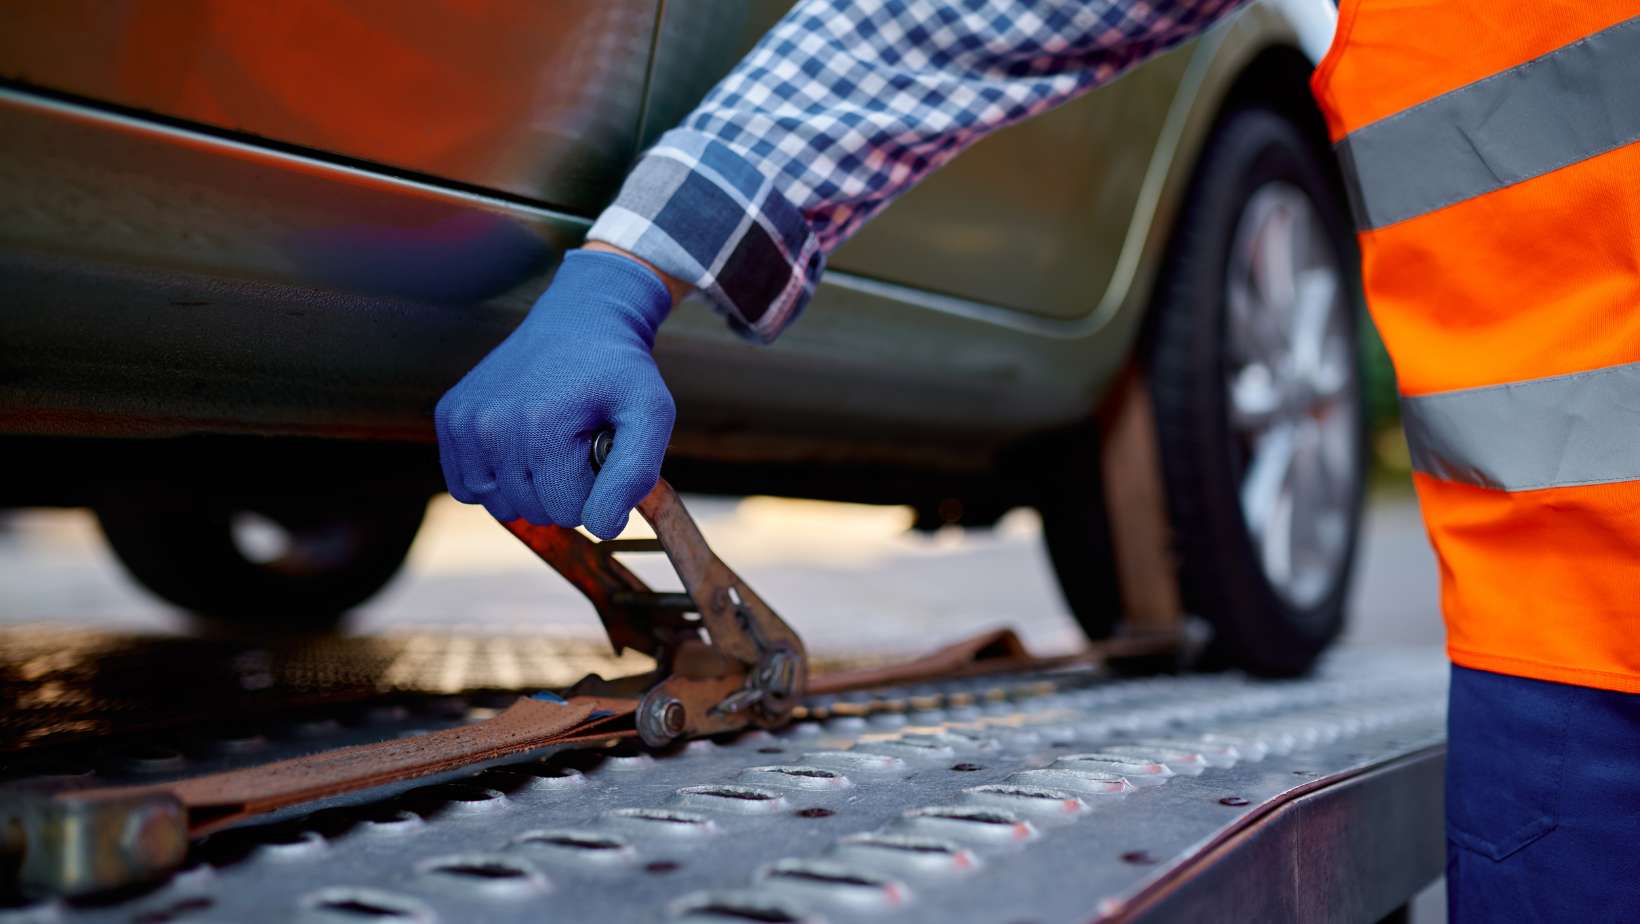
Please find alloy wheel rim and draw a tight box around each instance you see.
[1224,181,1360,612]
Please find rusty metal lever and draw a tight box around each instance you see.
[500,430,806,746]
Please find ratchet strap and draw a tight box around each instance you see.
[3,464,1185,897]
[3,625,1179,896]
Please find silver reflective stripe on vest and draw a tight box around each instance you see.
[1338,14,1640,230]
[1403,362,1640,491]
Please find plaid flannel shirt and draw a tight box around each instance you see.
[588,0,1249,343]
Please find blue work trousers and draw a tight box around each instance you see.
[1446,665,1640,921]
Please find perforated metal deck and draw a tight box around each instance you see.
[1,649,1447,924]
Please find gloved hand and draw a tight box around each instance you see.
[436,249,675,539]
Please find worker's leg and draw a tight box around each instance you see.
[1445,666,1640,921]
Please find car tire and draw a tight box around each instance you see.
[96,491,427,632]
[1047,105,1366,676]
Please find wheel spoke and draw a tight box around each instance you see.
[1229,363,1283,433]
[1241,424,1296,541]
[1234,200,1297,369]
[1253,203,1298,320]
[1261,472,1296,592]
[1290,269,1338,381]
[1228,249,1283,369]
[1287,436,1328,562]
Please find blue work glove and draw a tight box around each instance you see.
[436,249,674,539]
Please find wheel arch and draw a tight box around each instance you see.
[1082,4,1341,408]
[1215,44,1350,218]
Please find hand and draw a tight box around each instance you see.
[436,249,676,539]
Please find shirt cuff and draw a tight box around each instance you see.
[587,128,822,344]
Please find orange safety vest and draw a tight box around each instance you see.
[1311,3,1640,692]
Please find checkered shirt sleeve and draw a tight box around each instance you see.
[588,0,1249,343]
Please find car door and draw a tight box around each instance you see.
[0,1,664,441]
[0,0,659,213]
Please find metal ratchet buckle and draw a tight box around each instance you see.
[502,430,807,747]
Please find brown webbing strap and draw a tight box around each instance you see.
[807,628,1032,695]
[810,628,1183,696]
[76,696,636,835]
[48,629,1184,836]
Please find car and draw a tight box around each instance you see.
[0,0,1362,675]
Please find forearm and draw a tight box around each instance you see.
[590,0,1251,342]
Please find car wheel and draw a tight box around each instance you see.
[96,491,427,632]
[1047,105,1366,676]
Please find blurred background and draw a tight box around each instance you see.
[0,338,1434,657]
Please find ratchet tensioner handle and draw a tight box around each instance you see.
[501,429,807,746]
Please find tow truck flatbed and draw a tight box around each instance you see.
[2,647,1445,924]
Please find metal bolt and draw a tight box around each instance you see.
[121,799,188,875]
[753,649,803,723]
[757,651,796,694]
[637,695,686,747]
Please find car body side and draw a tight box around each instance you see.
[0,0,1336,508]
